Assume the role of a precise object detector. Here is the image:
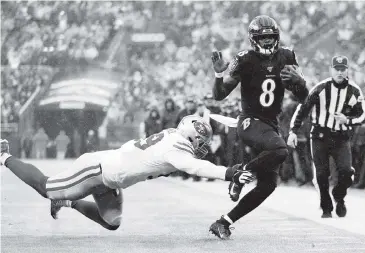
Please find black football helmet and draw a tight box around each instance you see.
[248,15,280,56]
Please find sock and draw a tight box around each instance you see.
[5,156,48,198]
[218,215,232,227]
[228,181,276,222]
[0,153,12,165]
[64,200,72,207]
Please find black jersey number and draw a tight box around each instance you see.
[134,132,164,150]
[260,79,276,107]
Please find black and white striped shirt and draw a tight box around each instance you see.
[290,78,365,133]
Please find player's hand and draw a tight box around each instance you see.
[287,131,298,148]
[333,112,348,124]
[280,65,305,86]
[211,51,229,73]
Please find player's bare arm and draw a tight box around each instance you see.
[211,51,240,100]
[165,151,254,184]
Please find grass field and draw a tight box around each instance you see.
[1,160,365,253]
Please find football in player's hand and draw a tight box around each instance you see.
[280,65,303,86]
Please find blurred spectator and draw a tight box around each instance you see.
[161,98,179,129]
[55,130,70,158]
[85,129,98,153]
[175,97,197,126]
[144,107,163,138]
[21,129,34,158]
[33,127,48,159]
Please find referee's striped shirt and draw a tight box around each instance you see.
[290,78,365,133]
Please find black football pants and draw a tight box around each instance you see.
[227,117,288,222]
[310,134,353,212]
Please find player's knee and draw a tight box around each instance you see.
[102,213,122,229]
[257,172,277,194]
[104,224,120,231]
[274,148,289,164]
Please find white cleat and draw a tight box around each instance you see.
[0,139,11,166]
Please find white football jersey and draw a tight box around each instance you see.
[97,128,226,189]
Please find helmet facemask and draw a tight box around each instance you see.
[250,33,279,56]
[192,135,210,159]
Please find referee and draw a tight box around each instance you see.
[287,55,365,218]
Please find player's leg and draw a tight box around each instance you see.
[330,139,353,217]
[1,140,48,198]
[210,119,287,239]
[228,118,288,202]
[310,138,332,217]
[69,188,123,230]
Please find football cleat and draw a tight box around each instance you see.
[209,220,233,240]
[335,200,347,218]
[228,181,243,202]
[0,139,11,166]
[51,200,71,219]
[321,211,332,218]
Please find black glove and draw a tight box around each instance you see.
[232,170,255,184]
[211,51,229,73]
[225,163,255,184]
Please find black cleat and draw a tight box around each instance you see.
[321,211,332,218]
[228,182,243,202]
[336,201,347,217]
[209,220,232,240]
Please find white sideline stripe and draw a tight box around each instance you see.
[46,167,101,189]
[307,248,365,252]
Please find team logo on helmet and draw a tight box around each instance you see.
[337,57,344,63]
[194,121,208,137]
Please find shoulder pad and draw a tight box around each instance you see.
[235,50,253,60]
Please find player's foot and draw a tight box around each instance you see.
[51,200,72,219]
[321,211,332,218]
[335,200,347,217]
[209,218,233,240]
[0,139,11,166]
[228,181,243,202]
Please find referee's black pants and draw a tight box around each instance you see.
[310,130,354,212]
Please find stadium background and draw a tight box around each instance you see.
[1,1,365,187]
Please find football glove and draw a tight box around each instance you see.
[232,170,255,184]
[211,51,229,73]
[280,65,305,87]
[225,163,255,184]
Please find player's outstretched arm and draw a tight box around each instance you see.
[211,51,240,101]
[165,151,252,183]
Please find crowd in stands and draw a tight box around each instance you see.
[1,66,56,123]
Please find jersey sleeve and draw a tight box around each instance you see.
[347,84,365,126]
[164,148,226,180]
[290,85,320,133]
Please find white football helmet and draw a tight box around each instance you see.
[177,115,213,158]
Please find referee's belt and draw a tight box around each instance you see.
[311,126,351,138]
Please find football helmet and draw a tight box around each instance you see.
[177,115,213,158]
[248,15,280,56]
